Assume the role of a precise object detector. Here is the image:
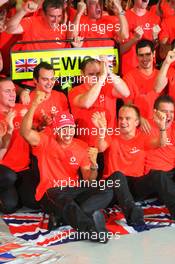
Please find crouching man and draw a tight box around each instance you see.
[20,90,113,243]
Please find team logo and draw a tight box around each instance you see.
[51,106,59,114]
[129,147,140,154]
[143,23,152,31]
[166,138,173,145]
[99,94,105,103]
[70,156,78,165]
[14,121,20,129]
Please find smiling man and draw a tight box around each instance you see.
[123,39,161,120]
[6,0,67,50]
[20,90,113,243]
[23,62,69,131]
[145,95,175,176]
[0,78,39,213]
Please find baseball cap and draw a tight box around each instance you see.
[52,111,75,133]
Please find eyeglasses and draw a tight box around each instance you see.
[137,52,152,58]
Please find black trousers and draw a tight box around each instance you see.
[125,169,175,217]
[0,164,39,213]
[40,186,113,232]
[106,172,140,220]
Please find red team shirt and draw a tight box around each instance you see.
[103,130,155,178]
[19,16,67,50]
[76,15,120,47]
[68,82,117,146]
[32,134,90,201]
[123,68,160,118]
[150,1,175,19]
[122,9,160,74]
[145,120,175,174]
[0,104,30,172]
[159,16,175,43]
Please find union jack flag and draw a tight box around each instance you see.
[2,199,175,248]
[15,58,38,73]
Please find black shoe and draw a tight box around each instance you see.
[47,213,63,231]
[89,210,109,244]
[126,206,145,226]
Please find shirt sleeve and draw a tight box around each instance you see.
[32,133,49,156]
[123,73,137,102]
[159,18,170,42]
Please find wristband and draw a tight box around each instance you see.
[24,88,31,93]
[90,164,98,171]
[160,128,166,131]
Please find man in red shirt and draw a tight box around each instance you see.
[20,62,69,132]
[121,0,160,74]
[92,104,175,221]
[0,77,39,213]
[20,91,114,243]
[68,57,130,146]
[145,95,175,176]
[123,39,161,120]
[6,0,68,50]
[69,0,129,47]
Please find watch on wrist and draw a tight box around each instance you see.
[118,10,125,16]
[90,164,99,171]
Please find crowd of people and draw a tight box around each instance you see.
[0,0,175,243]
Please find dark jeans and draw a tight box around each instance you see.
[125,168,175,216]
[40,186,112,232]
[0,164,40,213]
[106,172,140,220]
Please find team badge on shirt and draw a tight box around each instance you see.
[129,147,141,154]
[69,156,78,165]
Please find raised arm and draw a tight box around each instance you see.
[20,91,46,146]
[68,0,86,39]
[81,147,98,181]
[109,0,129,40]
[91,111,109,152]
[6,0,38,34]
[98,55,130,98]
[0,9,7,33]
[120,26,144,54]
[152,110,167,147]
[73,60,107,109]
[0,110,15,160]
[154,49,175,93]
